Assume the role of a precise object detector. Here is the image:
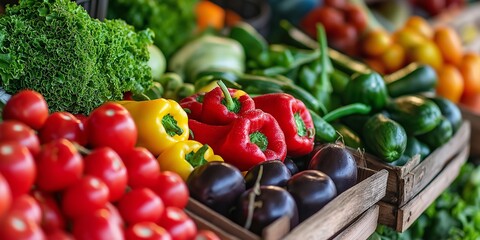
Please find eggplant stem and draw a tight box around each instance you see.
[245,165,263,229]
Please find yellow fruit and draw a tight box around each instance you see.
[361,29,392,57]
[404,16,434,39]
[381,43,406,73]
[408,40,443,70]
[393,27,425,50]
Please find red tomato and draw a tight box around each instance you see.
[0,141,35,198]
[35,139,84,192]
[0,173,12,219]
[324,0,347,8]
[61,176,110,219]
[39,112,87,146]
[158,207,197,240]
[195,230,221,240]
[31,190,65,233]
[0,212,46,240]
[103,202,124,228]
[118,188,164,225]
[0,120,40,156]
[8,194,41,225]
[300,6,345,37]
[86,102,137,155]
[125,222,172,240]
[151,171,189,209]
[422,0,446,15]
[344,4,367,33]
[84,147,127,202]
[45,229,74,240]
[329,23,359,56]
[121,147,161,189]
[2,90,49,130]
[72,208,123,240]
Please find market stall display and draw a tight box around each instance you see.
[1,0,480,239]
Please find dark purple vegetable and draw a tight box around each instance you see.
[244,160,292,189]
[187,161,246,216]
[308,143,358,194]
[283,157,300,175]
[287,170,337,222]
[231,185,299,235]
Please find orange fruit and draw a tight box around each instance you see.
[361,29,391,57]
[404,16,434,39]
[434,26,463,66]
[393,27,425,50]
[436,64,464,103]
[380,43,406,73]
[459,53,480,98]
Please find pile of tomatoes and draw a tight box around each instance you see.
[0,90,218,240]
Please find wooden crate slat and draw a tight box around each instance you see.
[185,209,241,240]
[283,169,388,240]
[332,205,380,240]
[378,145,470,231]
[368,121,470,205]
[460,107,480,157]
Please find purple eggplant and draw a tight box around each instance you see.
[244,160,292,189]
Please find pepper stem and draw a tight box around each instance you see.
[294,113,307,137]
[249,131,268,152]
[162,114,184,137]
[185,144,209,168]
[218,81,241,113]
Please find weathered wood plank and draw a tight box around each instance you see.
[403,121,471,203]
[461,107,480,157]
[377,145,469,231]
[367,121,470,205]
[185,209,241,240]
[397,145,469,231]
[283,169,388,240]
[333,205,380,240]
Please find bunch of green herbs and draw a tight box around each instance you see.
[0,0,153,114]
[107,0,198,59]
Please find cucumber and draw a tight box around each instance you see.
[388,155,411,167]
[332,123,363,149]
[387,95,442,135]
[363,113,407,162]
[429,96,463,133]
[417,116,453,149]
[384,63,437,98]
[404,136,430,160]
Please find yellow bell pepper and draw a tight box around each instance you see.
[157,140,224,181]
[117,98,189,156]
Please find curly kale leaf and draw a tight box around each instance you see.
[107,0,197,59]
[0,0,153,114]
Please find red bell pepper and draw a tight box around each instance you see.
[253,93,315,157]
[200,81,255,125]
[179,92,205,120]
[189,109,287,171]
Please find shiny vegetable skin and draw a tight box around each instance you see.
[308,110,338,143]
[187,162,246,216]
[387,95,442,135]
[308,143,358,194]
[429,97,462,132]
[417,117,453,149]
[403,136,430,160]
[363,114,407,162]
[385,64,437,98]
[343,72,389,111]
[332,123,363,149]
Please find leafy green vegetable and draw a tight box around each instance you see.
[107,0,198,59]
[0,0,153,114]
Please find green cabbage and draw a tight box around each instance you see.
[0,0,153,114]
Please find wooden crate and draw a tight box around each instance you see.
[378,144,470,232]
[186,167,388,240]
[365,121,471,206]
[460,107,480,157]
